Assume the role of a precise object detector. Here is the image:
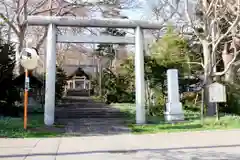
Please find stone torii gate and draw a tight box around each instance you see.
[25,16,164,126]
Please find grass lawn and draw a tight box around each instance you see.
[2,103,240,138]
[111,103,240,134]
[0,114,64,138]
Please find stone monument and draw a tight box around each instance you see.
[164,69,184,122]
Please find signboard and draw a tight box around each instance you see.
[209,82,226,102]
[25,77,30,91]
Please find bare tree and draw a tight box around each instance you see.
[0,0,91,75]
[145,0,187,40]
[0,0,140,75]
[184,0,240,115]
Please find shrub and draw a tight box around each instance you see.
[148,104,164,116]
[93,67,135,104]
[41,66,67,104]
[55,66,67,103]
[221,83,240,114]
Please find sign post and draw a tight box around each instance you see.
[24,70,29,129]
[209,82,227,121]
[20,48,39,130]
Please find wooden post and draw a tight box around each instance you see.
[24,69,29,130]
[201,89,204,125]
[88,80,91,96]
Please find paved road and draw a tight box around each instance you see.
[1,130,240,160]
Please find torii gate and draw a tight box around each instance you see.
[25,16,164,126]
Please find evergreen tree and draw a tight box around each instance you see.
[0,38,21,116]
[55,66,67,103]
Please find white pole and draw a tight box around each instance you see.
[83,77,86,89]
[135,26,146,124]
[44,23,56,126]
[73,79,76,89]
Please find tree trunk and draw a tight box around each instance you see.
[7,26,11,44]
[204,75,216,116]
[222,42,236,83]
[14,32,25,76]
[202,40,216,116]
[14,41,22,76]
[225,66,236,83]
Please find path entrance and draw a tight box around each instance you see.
[56,89,131,136]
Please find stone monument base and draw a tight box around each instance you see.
[164,112,185,122]
[164,102,184,122]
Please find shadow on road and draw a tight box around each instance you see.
[1,144,240,159]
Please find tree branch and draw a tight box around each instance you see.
[206,0,217,17]
[35,27,48,51]
[212,11,240,54]
[186,62,205,69]
[0,13,20,37]
[184,0,201,40]
[213,39,240,76]
[28,0,49,15]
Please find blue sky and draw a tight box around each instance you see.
[85,0,154,20]
[122,9,146,20]
[121,0,150,20]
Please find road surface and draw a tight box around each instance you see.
[0,130,240,160]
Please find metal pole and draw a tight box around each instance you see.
[23,0,28,128]
[24,69,29,129]
[135,26,146,124]
[44,23,56,126]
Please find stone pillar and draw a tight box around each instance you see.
[135,26,146,124]
[164,69,184,122]
[83,77,86,89]
[44,24,56,126]
[73,79,76,89]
